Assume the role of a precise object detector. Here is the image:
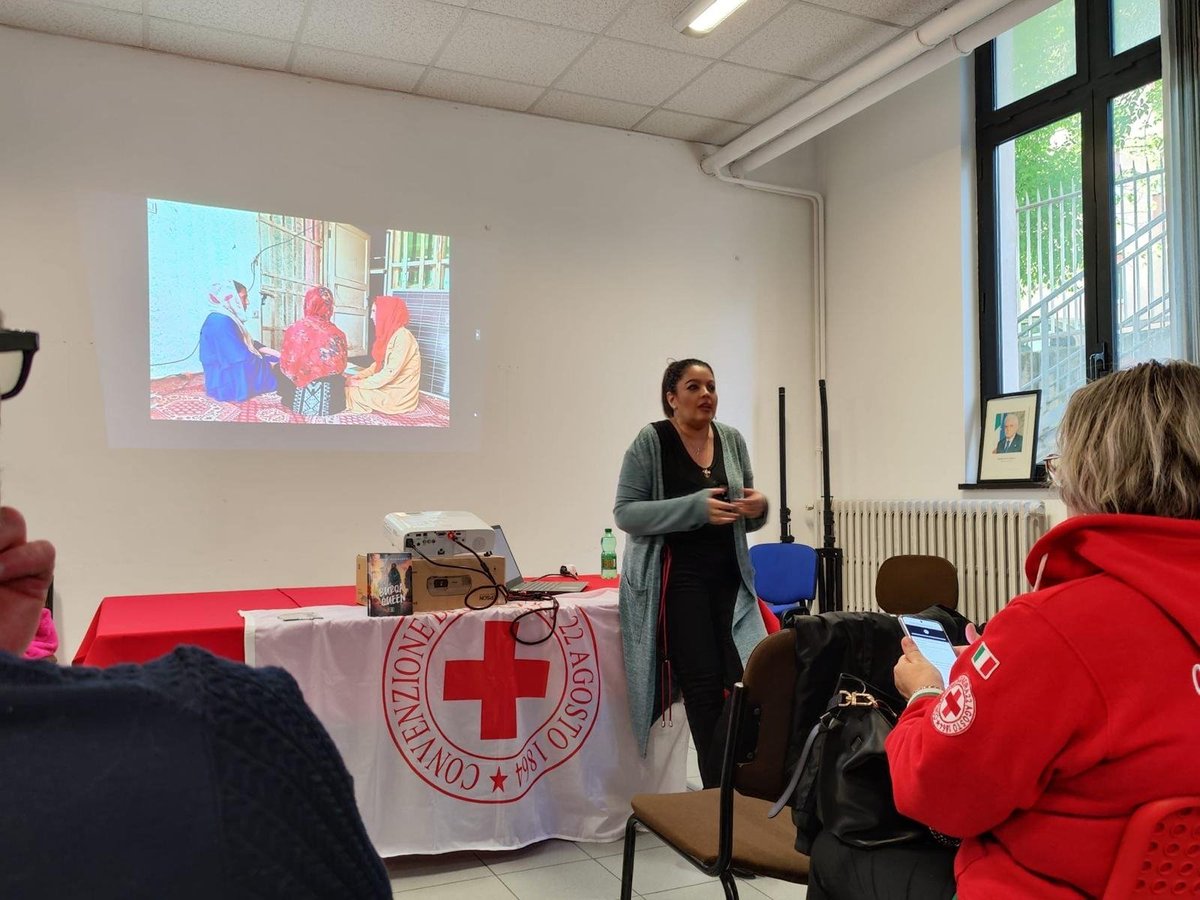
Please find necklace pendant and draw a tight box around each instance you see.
[702,467,711,478]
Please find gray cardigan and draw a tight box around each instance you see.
[613,420,768,755]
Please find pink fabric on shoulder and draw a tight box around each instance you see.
[23,608,59,660]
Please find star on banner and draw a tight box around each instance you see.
[490,767,508,793]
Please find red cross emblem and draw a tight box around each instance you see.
[941,686,963,719]
[443,620,550,740]
[932,675,976,736]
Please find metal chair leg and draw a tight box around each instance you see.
[619,815,639,900]
[719,870,739,899]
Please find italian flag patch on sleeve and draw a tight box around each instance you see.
[971,642,1000,679]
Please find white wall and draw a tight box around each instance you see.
[0,26,816,655]
[814,61,978,499]
[812,59,1060,522]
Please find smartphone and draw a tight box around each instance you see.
[898,615,958,685]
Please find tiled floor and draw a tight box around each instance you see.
[385,744,808,900]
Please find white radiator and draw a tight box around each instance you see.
[833,499,1050,624]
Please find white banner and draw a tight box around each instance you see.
[245,589,688,856]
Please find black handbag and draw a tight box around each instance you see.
[789,674,941,853]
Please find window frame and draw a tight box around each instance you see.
[976,0,1163,437]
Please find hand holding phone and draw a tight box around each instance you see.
[705,488,740,525]
[898,615,958,686]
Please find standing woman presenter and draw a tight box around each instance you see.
[614,359,768,786]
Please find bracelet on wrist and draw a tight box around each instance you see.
[908,686,944,705]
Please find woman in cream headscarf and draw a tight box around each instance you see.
[198,280,279,402]
[345,296,422,415]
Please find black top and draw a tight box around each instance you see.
[654,419,738,568]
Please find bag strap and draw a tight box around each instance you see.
[768,686,882,818]
[769,718,820,818]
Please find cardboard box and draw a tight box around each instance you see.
[356,553,414,617]
[410,554,506,613]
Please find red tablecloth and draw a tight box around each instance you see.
[73,576,616,667]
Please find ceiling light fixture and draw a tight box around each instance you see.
[673,0,752,36]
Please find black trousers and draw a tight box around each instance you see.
[663,559,743,788]
[807,830,957,900]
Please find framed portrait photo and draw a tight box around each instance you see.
[978,390,1040,483]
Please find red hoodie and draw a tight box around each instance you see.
[886,514,1200,899]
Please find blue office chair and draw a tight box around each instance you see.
[750,543,818,619]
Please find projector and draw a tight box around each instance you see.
[384,511,495,558]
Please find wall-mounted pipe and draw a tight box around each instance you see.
[730,0,1058,174]
[700,0,1017,175]
[712,172,826,541]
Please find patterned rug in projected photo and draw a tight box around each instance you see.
[150,374,451,427]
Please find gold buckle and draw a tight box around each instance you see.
[837,690,878,708]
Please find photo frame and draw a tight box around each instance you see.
[978,390,1040,483]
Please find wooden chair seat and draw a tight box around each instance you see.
[618,630,809,900]
[631,790,809,882]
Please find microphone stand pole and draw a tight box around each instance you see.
[816,379,844,613]
[778,387,793,543]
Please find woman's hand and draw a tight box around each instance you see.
[706,488,740,525]
[894,636,945,700]
[0,508,54,656]
[735,488,767,519]
[893,623,980,700]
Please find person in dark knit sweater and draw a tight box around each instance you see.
[0,320,390,900]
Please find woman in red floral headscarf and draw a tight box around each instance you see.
[345,296,422,415]
[277,286,349,414]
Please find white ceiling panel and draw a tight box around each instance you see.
[302,0,465,65]
[146,18,292,69]
[0,0,959,151]
[530,90,652,130]
[418,68,544,112]
[806,0,955,28]
[724,3,900,81]
[62,0,142,12]
[664,61,815,124]
[292,45,426,93]
[0,0,142,46]
[436,11,593,87]
[472,0,631,33]
[605,0,789,60]
[555,38,711,107]
[635,109,746,145]
[146,0,307,43]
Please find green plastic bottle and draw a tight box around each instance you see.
[601,528,617,579]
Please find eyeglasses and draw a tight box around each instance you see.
[0,330,38,400]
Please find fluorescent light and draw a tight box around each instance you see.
[673,0,752,36]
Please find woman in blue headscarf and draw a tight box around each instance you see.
[198,280,279,402]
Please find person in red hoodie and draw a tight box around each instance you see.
[809,359,1200,899]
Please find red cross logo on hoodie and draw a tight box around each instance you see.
[932,675,977,736]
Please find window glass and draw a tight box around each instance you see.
[996,114,1085,453]
[1111,81,1169,369]
[1112,0,1161,55]
[994,0,1076,108]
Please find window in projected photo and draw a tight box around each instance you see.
[147,199,451,428]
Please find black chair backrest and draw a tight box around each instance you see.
[733,629,797,803]
[875,555,958,614]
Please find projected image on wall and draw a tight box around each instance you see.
[148,199,450,427]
